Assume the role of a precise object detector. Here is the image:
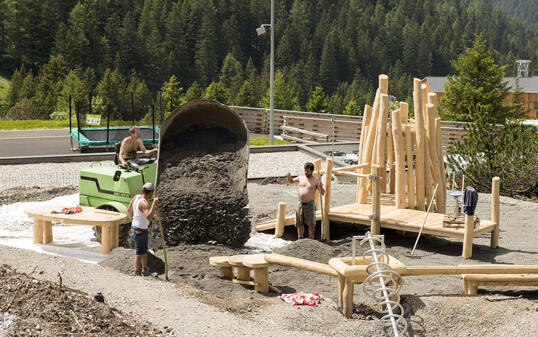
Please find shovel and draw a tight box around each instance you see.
[155,203,169,281]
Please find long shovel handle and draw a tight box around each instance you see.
[155,203,169,281]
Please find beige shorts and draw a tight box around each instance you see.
[296,201,316,227]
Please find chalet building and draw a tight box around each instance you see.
[424,76,538,119]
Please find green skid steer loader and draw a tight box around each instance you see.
[79,151,157,246]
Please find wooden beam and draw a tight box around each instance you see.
[387,119,395,194]
[404,125,415,209]
[33,219,43,244]
[426,103,444,213]
[403,265,538,276]
[313,159,322,210]
[322,158,333,240]
[377,94,389,193]
[413,78,426,210]
[357,105,371,203]
[275,202,287,238]
[400,102,409,125]
[371,164,381,235]
[462,214,474,258]
[434,117,447,213]
[392,110,406,209]
[263,253,338,277]
[491,177,500,248]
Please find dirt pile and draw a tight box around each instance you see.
[0,186,78,205]
[157,126,250,247]
[0,264,163,336]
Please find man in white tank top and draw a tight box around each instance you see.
[127,182,158,276]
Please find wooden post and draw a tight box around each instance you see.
[371,164,381,235]
[404,125,415,209]
[428,93,438,118]
[113,224,119,248]
[387,120,395,194]
[491,177,500,248]
[100,225,111,254]
[462,214,474,258]
[33,219,43,244]
[359,75,388,203]
[322,158,333,240]
[392,110,406,209]
[254,268,269,293]
[434,117,447,213]
[43,220,53,244]
[400,102,409,125]
[275,202,287,238]
[337,275,345,307]
[376,94,389,193]
[313,158,322,209]
[221,266,233,279]
[426,103,443,213]
[343,280,354,318]
[357,106,371,203]
[413,78,426,210]
[236,267,250,281]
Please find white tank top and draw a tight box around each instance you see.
[132,196,150,229]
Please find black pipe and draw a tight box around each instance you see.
[152,103,155,144]
[131,90,135,125]
[106,104,110,152]
[88,90,92,116]
[159,92,164,124]
[75,101,81,148]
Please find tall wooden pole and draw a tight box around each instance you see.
[371,164,381,235]
[387,120,395,194]
[490,177,500,248]
[413,78,426,210]
[426,103,443,213]
[422,84,433,210]
[357,106,371,203]
[404,124,415,209]
[313,158,322,209]
[376,94,389,193]
[392,109,406,209]
[275,202,287,238]
[322,158,333,240]
[435,117,447,212]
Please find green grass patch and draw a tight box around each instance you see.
[0,119,145,130]
[249,136,292,146]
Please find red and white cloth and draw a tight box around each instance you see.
[279,292,322,306]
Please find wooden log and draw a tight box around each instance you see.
[371,164,381,235]
[392,110,406,209]
[376,94,389,193]
[403,265,538,276]
[434,118,446,213]
[322,158,333,241]
[32,219,43,244]
[101,225,112,254]
[343,280,354,318]
[421,83,429,125]
[427,92,438,118]
[313,159,322,209]
[357,105,371,203]
[462,214,474,258]
[491,177,500,248]
[43,220,53,244]
[404,125,415,209]
[413,78,426,210]
[275,202,287,238]
[400,102,409,125]
[426,103,444,213]
[254,268,269,293]
[263,253,338,277]
[337,275,345,306]
[387,119,395,194]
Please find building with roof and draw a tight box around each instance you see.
[424,76,538,119]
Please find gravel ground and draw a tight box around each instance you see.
[0,151,315,191]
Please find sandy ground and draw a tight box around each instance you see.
[1,183,537,336]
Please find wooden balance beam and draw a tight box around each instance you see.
[463,274,538,295]
[209,255,276,294]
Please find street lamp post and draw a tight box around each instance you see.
[257,0,275,145]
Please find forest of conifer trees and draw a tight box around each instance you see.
[0,0,537,120]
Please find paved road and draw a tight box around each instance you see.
[0,129,77,157]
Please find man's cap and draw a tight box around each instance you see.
[142,182,155,191]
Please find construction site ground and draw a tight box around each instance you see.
[1,183,537,336]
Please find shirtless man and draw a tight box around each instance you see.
[118,126,157,166]
[286,162,325,239]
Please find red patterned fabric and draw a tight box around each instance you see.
[279,292,322,306]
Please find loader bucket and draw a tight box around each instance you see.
[155,99,250,247]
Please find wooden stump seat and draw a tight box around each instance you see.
[209,256,233,279]
[209,254,272,294]
[463,274,538,295]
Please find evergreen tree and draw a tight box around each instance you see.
[306,86,329,113]
[6,66,27,107]
[54,69,88,120]
[259,70,299,111]
[204,81,230,104]
[184,81,204,102]
[510,76,527,119]
[161,74,184,113]
[235,80,257,107]
[343,99,361,116]
[96,68,127,120]
[439,35,512,123]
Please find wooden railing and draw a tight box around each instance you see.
[231,106,467,149]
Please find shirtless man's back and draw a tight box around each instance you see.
[286,162,325,239]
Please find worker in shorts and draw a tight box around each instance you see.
[285,162,325,239]
[127,182,158,276]
[118,126,158,167]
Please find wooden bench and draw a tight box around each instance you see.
[209,254,273,294]
[463,274,538,295]
[25,205,127,254]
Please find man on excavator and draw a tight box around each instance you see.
[118,126,158,166]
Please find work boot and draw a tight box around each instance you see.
[142,268,150,276]
[133,270,141,276]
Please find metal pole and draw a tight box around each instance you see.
[269,0,275,145]
[160,92,164,124]
[131,90,135,125]
[152,103,155,144]
[88,90,92,116]
[75,101,81,150]
[106,104,110,152]
[69,94,73,150]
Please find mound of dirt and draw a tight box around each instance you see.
[274,238,339,264]
[0,264,163,336]
[157,126,250,247]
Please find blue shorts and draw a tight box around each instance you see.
[132,228,149,256]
